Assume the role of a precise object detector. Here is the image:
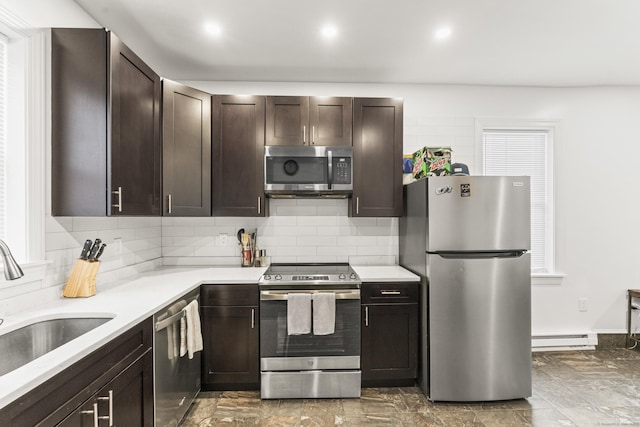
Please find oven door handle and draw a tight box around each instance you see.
[260,289,360,300]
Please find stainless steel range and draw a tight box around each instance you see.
[259,263,361,399]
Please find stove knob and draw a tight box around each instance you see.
[339,274,346,279]
[264,274,271,280]
[275,274,282,280]
[350,273,357,279]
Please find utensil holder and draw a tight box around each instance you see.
[241,245,253,267]
[62,259,100,298]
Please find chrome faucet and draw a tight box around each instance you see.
[0,239,24,281]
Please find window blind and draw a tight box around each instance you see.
[483,130,548,272]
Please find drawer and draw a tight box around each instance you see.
[201,284,259,306]
[362,282,419,304]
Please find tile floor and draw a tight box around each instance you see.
[180,347,640,426]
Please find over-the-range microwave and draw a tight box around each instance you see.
[264,146,353,198]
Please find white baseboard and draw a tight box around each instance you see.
[532,332,598,352]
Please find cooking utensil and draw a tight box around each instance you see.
[93,243,106,261]
[237,228,245,244]
[79,239,92,260]
[87,238,102,260]
[241,232,253,267]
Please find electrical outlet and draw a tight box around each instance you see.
[113,237,123,255]
[578,298,588,312]
[219,233,228,246]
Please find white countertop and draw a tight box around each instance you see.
[0,264,417,408]
[352,265,420,283]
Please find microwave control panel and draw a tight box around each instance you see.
[333,158,352,184]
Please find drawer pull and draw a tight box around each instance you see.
[380,290,401,295]
[97,390,113,426]
[80,402,99,427]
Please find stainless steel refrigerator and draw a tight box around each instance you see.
[399,176,532,402]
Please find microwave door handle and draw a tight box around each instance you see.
[327,150,333,190]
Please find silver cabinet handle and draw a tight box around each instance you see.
[80,402,99,427]
[327,150,333,190]
[381,290,401,295]
[356,196,360,215]
[97,390,113,426]
[167,194,172,214]
[365,306,369,327]
[112,186,122,213]
[302,125,306,144]
[257,196,261,215]
[312,125,315,144]
[251,308,255,329]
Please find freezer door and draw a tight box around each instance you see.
[427,176,530,252]
[428,253,531,401]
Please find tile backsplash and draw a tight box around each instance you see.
[0,200,399,310]
[163,199,399,267]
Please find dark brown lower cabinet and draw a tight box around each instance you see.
[0,318,153,427]
[201,284,260,390]
[361,282,419,387]
[58,350,153,427]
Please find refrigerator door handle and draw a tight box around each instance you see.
[433,250,526,259]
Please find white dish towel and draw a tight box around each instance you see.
[287,293,312,335]
[312,292,336,335]
[180,300,203,359]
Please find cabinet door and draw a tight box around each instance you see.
[59,351,153,427]
[361,303,418,384]
[51,28,108,216]
[212,95,266,216]
[309,97,352,146]
[266,96,309,145]
[108,350,154,427]
[162,80,212,216]
[201,306,259,389]
[351,98,403,217]
[109,32,162,216]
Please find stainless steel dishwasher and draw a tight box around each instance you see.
[154,288,201,427]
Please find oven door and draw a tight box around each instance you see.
[260,289,360,371]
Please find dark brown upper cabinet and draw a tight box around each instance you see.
[212,95,266,217]
[51,28,161,216]
[266,96,352,146]
[162,80,212,216]
[350,98,403,217]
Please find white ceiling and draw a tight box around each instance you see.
[72,0,640,87]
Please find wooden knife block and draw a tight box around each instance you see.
[62,259,100,298]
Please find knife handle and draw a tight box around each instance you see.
[80,239,93,260]
[93,244,106,261]
[87,239,102,261]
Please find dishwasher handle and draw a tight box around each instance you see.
[155,310,186,332]
[155,294,200,332]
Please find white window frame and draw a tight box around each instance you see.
[0,6,46,276]
[475,118,563,285]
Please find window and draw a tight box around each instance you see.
[478,121,556,275]
[0,34,6,240]
[0,12,47,267]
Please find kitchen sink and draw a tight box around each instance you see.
[0,316,113,376]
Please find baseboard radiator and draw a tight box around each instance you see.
[531,332,598,351]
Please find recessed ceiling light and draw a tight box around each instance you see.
[204,22,222,37]
[321,25,338,39]
[434,27,452,40]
